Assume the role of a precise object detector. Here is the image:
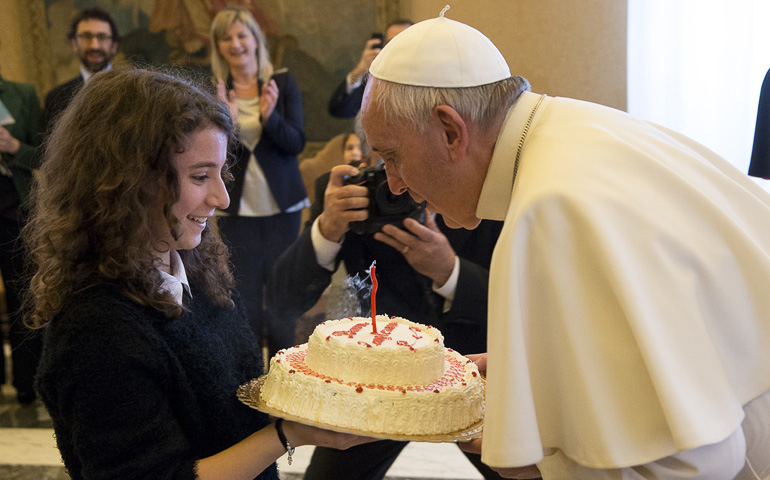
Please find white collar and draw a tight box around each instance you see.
[80,63,112,83]
[158,250,191,306]
[476,91,550,221]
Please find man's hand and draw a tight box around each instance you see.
[318,164,370,242]
[464,353,487,376]
[458,438,541,479]
[0,126,20,155]
[349,38,383,84]
[375,211,456,286]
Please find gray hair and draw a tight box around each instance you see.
[209,7,273,84]
[367,76,531,133]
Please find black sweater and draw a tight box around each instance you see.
[36,282,278,480]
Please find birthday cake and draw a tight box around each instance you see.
[258,315,484,437]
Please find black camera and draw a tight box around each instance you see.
[370,32,384,49]
[343,163,425,235]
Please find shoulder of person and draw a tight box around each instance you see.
[45,76,82,102]
[51,283,164,338]
[5,79,36,95]
[271,68,293,82]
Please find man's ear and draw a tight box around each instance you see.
[71,38,78,53]
[434,105,468,161]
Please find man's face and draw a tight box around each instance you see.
[71,19,118,73]
[361,80,482,229]
[384,24,409,45]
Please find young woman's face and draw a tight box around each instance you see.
[217,21,258,70]
[151,127,230,257]
[343,134,363,165]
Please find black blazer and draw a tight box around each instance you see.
[222,70,307,214]
[267,171,503,355]
[43,75,84,135]
[749,68,770,178]
[327,77,365,119]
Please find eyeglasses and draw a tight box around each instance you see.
[75,32,113,43]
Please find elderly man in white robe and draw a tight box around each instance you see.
[360,7,770,480]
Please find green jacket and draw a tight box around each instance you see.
[0,74,42,209]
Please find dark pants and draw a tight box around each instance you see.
[304,441,519,480]
[218,212,300,358]
[0,216,42,400]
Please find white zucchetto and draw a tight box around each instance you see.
[368,6,511,88]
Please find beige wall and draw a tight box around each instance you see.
[0,0,24,82]
[0,0,54,100]
[401,0,627,111]
[1,0,627,111]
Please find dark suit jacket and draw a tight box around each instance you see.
[222,70,307,214]
[267,169,503,354]
[43,75,84,135]
[327,78,365,119]
[0,75,42,216]
[749,68,770,178]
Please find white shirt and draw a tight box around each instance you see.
[80,63,111,83]
[310,216,459,307]
[158,250,190,306]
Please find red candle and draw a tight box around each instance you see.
[369,260,378,334]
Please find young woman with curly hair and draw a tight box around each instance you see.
[24,66,366,480]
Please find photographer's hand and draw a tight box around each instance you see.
[318,165,370,243]
[375,211,456,286]
[349,38,382,85]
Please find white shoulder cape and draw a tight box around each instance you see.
[479,92,770,469]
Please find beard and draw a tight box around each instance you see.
[79,48,113,73]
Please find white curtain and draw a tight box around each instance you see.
[627,0,770,188]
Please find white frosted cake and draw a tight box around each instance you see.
[259,315,484,436]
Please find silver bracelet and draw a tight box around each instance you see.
[274,418,295,465]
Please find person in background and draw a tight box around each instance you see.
[210,7,307,356]
[0,44,42,405]
[25,66,368,480]
[327,19,412,119]
[341,131,363,165]
[361,11,770,479]
[43,7,119,133]
[749,67,770,179]
[268,138,508,479]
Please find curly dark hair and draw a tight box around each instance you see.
[25,66,237,327]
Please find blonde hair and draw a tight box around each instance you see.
[367,76,531,133]
[209,7,273,84]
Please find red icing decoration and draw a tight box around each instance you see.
[283,347,474,394]
[372,322,398,346]
[331,322,368,338]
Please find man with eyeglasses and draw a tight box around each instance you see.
[43,7,119,133]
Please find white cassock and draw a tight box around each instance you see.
[477,91,770,479]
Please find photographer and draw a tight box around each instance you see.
[266,162,508,480]
[327,19,412,119]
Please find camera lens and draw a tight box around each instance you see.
[373,180,414,215]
